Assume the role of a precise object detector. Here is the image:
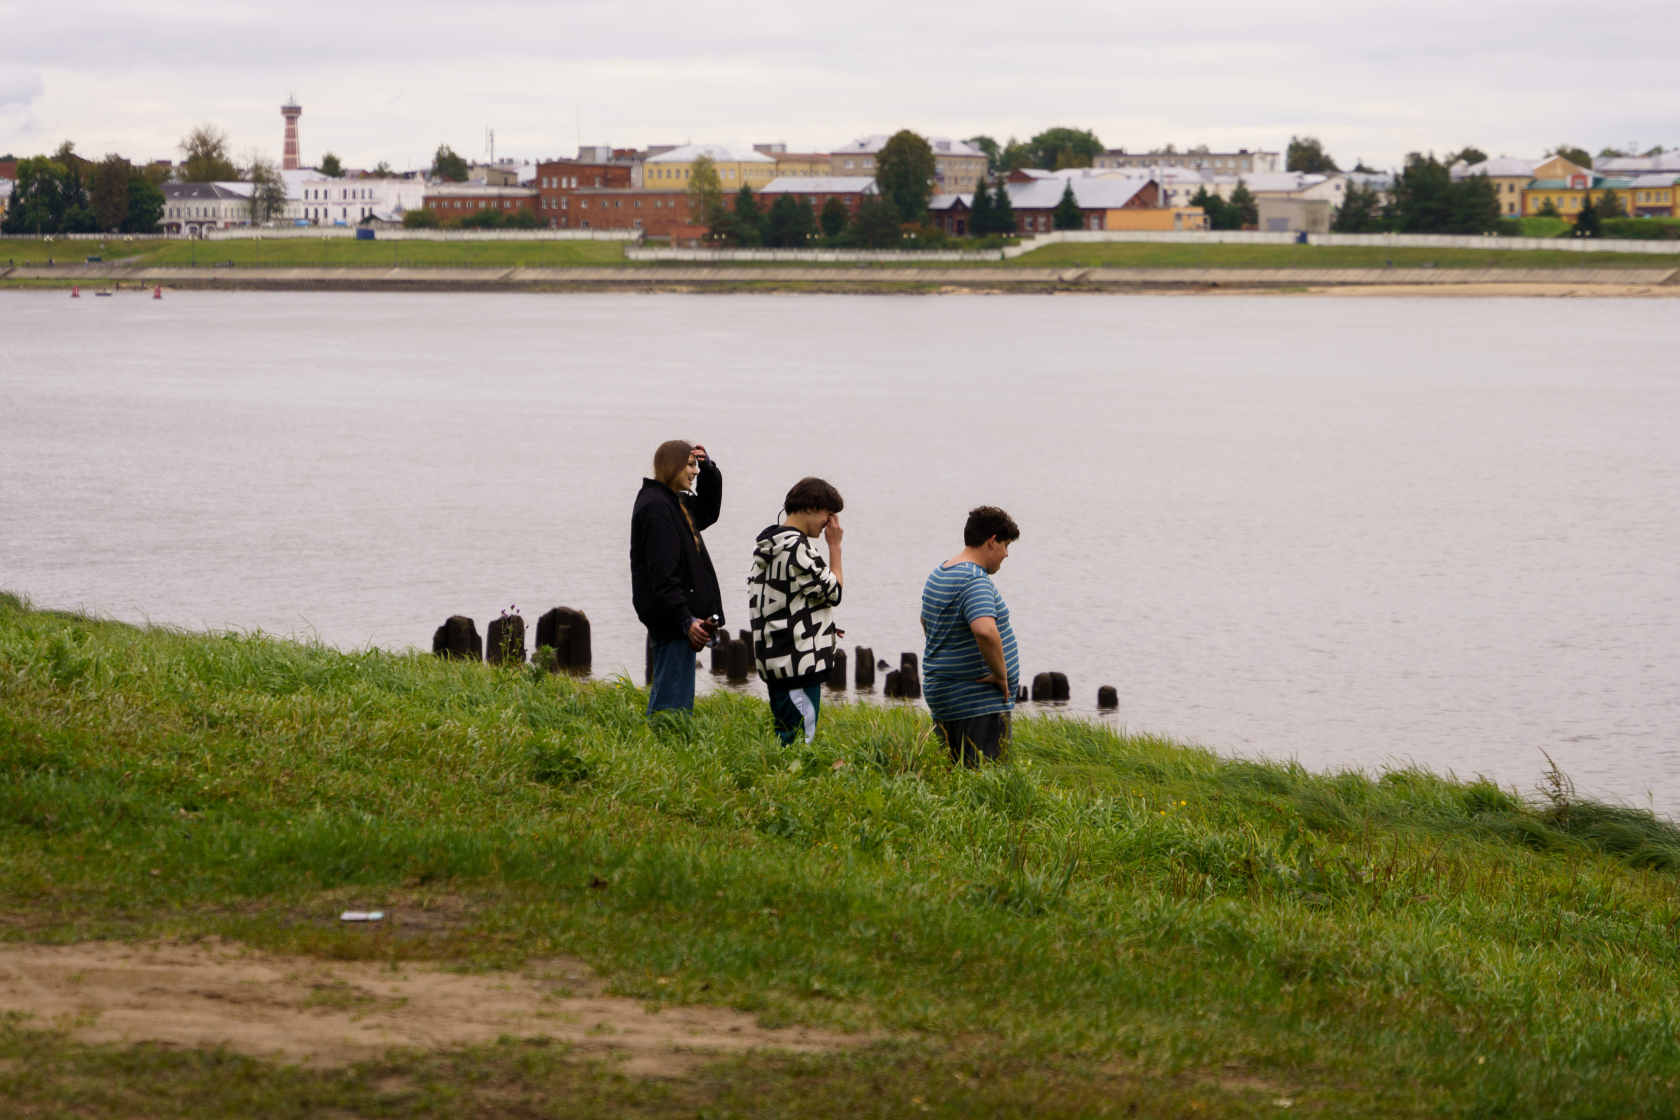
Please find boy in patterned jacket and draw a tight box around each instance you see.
[748,477,846,745]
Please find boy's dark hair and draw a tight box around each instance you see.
[784,477,845,515]
[963,506,1020,548]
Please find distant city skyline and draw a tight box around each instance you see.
[4,0,1676,172]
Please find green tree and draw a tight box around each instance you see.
[1,156,70,234]
[1332,178,1386,232]
[686,154,726,231]
[123,174,164,233]
[1189,185,1238,230]
[1445,147,1488,167]
[766,192,816,248]
[1594,188,1625,218]
[818,196,850,239]
[851,194,901,247]
[371,161,394,177]
[968,178,995,235]
[1573,196,1601,238]
[1547,144,1592,169]
[1027,127,1102,170]
[1537,197,1561,218]
[403,207,439,228]
[1228,179,1259,227]
[1286,136,1338,173]
[727,185,765,246]
[179,124,238,182]
[89,153,133,232]
[318,152,344,178]
[431,144,469,182]
[1052,181,1083,229]
[1388,153,1500,234]
[460,207,505,228]
[991,178,1015,233]
[997,138,1033,173]
[966,135,1001,174]
[244,153,289,225]
[506,208,542,229]
[875,130,935,224]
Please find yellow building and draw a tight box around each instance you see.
[753,145,832,178]
[1104,207,1208,231]
[1520,155,1641,221]
[1455,157,1539,216]
[643,144,779,190]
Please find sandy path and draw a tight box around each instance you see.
[0,939,861,1076]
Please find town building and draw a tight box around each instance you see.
[281,100,302,171]
[756,177,878,216]
[422,183,539,221]
[534,155,637,223]
[928,171,1164,234]
[1095,148,1278,175]
[1452,157,1542,217]
[296,175,426,225]
[1518,155,1643,221]
[753,145,832,178]
[1257,197,1331,233]
[159,182,255,235]
[554,187,694,235]
[831,136,988,192]
[643,144,777,191]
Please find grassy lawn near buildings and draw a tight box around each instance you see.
[5,592,1680,1117]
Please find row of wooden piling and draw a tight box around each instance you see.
[436,615,1117,708]
[432,608,592,669]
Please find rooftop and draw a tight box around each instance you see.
[759,176,878,194]
[832,135,985,158]
[646,144,774,164]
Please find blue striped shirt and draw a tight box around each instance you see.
[921,561,1019,721]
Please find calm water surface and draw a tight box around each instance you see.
[4,291,1677,811]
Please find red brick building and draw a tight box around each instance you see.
[423,184,538,222]
[534,159,635,221]
[556,188,694,235]
[757,176,877,218]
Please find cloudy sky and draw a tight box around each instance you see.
[3,0,1676,171]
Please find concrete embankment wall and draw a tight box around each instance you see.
[5,265,1676,291]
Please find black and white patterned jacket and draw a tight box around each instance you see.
[747,525,843,691]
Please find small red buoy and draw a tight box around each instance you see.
[152,285,162,300]
[71,285,80,298]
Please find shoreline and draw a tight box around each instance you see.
[5,263,1678,297]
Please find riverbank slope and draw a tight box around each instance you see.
[3,593,1679,1117]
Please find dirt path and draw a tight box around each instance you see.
[0,939,861,1075]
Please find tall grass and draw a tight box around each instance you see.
[4,590,1680,1117]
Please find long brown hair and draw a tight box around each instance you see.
[651,439,701,547]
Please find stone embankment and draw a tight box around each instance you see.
[4,263,1677,292]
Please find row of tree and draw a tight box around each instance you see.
[1,143,166,235]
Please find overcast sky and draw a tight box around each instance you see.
[4,1,1676,172]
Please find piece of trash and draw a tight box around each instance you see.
[1273,1099,1295,1109]
[340,911,384,922]
[149,869,161,877]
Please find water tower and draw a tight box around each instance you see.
[281,98,302,170]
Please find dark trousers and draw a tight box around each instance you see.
[646,636,696,715]
[937,712,1011,767]
[769,686,822,745]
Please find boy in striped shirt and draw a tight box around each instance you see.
[920,506,1021,766]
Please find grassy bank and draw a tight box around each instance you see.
[4,592,1680,1117]
[9,237,1680,274]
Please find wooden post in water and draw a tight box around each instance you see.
[432,616,482,661]
[486,615,525,665]
[854,646,875,689]
[1031,672,1053,701]
[1050,672,1069,701]
[898,653,921,700]
[727,638,753,682]
[882,669,902,699]
[535,607,591,671]
[1097,685,1118,709]
[828,648,848,690]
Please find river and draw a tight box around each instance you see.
[4,290,1677,811]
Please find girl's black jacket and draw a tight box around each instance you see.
[629,457,725,643]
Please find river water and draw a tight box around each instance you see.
[4,290,1677,811]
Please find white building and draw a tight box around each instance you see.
[159,182,256,235]
[293,174,427,226]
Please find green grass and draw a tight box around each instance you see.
[1006,241,1680,270]
[5,591,1680,1117]
[135,238,630,270]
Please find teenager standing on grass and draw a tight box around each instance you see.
[748,478,845,745]
[630,440,723,717]
[922,506,1021,766]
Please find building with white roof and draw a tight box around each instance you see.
[644,144,776,191]
[1096,148,1278,175]
[831,135,988,192]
